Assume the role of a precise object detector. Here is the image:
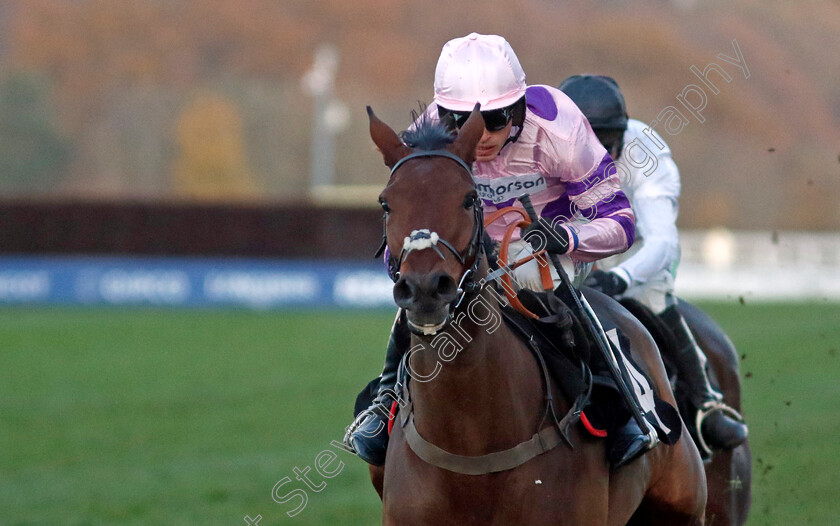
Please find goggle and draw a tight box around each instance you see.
[438,105,513,133]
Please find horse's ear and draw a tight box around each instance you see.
[368,106,411,169]
[449,103,483,165]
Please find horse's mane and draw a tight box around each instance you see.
[400,106,454,151]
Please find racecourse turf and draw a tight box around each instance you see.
[1,302,838,525]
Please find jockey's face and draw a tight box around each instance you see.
[594,128,625,160]
[473,120,513,162]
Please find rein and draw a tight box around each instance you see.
[482,206,555,319]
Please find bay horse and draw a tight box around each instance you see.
[365,105,706,525]
[620,298,753,525]
[680,300,752,525]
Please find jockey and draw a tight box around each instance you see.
[348,33,656,469]
[559,74,749,457]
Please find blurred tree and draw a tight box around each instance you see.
[173,92,258,200]
[1,0,839,225]
[0,72,69,193]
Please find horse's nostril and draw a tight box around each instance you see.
[393,277,415,308]
[433,274,458,299]
[394,273,458,308]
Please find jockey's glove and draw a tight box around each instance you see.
[522,217,571,255]
[584,269,628,297]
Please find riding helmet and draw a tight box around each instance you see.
[558,74,628,130]
[434,33,526,112]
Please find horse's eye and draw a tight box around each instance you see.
[380,199,390,213]
[463,193,477,209]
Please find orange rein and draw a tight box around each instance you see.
[483,206,555,319]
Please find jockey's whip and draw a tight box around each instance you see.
[517,194,654,439]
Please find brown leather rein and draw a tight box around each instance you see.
[482,206,555,319]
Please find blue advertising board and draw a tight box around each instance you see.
[0,257,396,309]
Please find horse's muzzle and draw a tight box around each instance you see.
[393,272,459,334]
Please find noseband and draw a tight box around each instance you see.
[375,150,485,321]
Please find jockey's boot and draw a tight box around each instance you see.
[659,306,748,457]
[609,416,657,470]
[345,312,410,466]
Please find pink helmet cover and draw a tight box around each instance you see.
[434,33,527,111]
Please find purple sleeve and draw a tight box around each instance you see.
[565,153,636,261]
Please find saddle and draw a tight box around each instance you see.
[502,287,680,445]
[506,288,590,395]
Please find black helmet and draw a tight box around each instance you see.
[558,75,628,130]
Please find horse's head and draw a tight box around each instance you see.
[369,105,486,335]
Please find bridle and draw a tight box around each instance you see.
[374,150,486,324]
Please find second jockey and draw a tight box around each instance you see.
[559,74,749,457]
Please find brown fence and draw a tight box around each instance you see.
[0,201,384,259]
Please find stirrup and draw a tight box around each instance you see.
[695,401,745,457]
[343,399,393,452]
[342,410,370,454]
[343,406,384,451]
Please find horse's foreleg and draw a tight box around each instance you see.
[729,441,753,525]
[704,445,753,526]
[703,444,755,526]
[369,464,384,500]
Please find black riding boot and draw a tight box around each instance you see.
[346,311,410,466]
[609,416,656,470]
[659,306,748,456]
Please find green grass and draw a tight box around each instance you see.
[699,301,840,524]
[0,302,838,524]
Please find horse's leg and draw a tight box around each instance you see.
[678,299,752,525]
[582,288,707,525]
[704,447,752,526]
[369,464,384,500]
[730,441,753,525]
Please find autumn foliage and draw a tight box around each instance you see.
[1,0,838,228]
[173,92,257,200]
